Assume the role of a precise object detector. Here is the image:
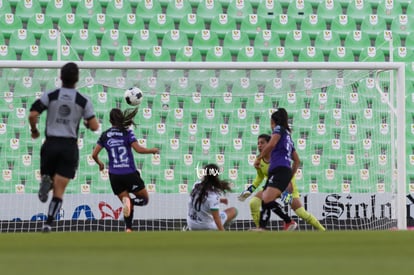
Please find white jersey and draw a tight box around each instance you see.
[187,182,224,230]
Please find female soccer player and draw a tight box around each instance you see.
[238,134,297,231]
[187,163,237,231]
[240,133,325,231]
[92,108,159,232]
[254,108,300,230]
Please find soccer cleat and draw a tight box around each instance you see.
[281,190,293,205]
[122,197,131,218]
[38,175,53,203]
[237,185,256,201]
[125,228,132,233]
[42,224,52,233]
[283,221,298,231]
[237,190,252,201]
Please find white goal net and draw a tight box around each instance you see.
[0,61,407,232]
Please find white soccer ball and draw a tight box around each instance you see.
[124,87,143,106]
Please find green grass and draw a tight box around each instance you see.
[0,231,413,275]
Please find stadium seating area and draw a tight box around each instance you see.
[0,0,412,195]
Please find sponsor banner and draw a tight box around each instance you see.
[0,193,413,221]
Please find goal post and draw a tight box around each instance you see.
[0,61,407,232]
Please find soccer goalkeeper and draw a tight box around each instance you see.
[238,134,325,231]
[238,134,297,230]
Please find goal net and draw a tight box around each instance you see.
[0,61,407,232]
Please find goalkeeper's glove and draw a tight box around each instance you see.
[238,185,256,202]
[281,190,293,205]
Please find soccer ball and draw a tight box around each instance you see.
[124,87,143,106]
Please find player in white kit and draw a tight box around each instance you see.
[187,163,237,231]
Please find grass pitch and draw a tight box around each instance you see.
[0,230,413,275]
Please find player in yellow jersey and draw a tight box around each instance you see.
[239,134,326,231]
[238,134,297,230]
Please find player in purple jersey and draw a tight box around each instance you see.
[254,108,300,230]
[92,108,159,232]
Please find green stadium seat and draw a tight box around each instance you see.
[219,70,246,86]
[390,14,414,39]
[26,14,54,39]
[100,29,129,55]
[286,0,314,23]
[131,29,159,56]
[376,1,402,24]
[0,0,11,15]
[74,0,102,23]
[69,29,98,56]
[88,13,115,39]
[317,0,343,24]
[328,46,355,62]
[161,29,189,55]
[175,46,202,62]
[346,0,373,24]
[192,29,219,55]
[45,0,73,23]
[267,46,294,62]
[358,47,386,62]
[256,0,283,24]
[82,45,110,61]
[205,46,232,62]
[284,30,311,56]
[20,45,48,61]
[144,46,171,61]
[0,45,17,61]
[240,14,267,40]
[148,14,175,39]
[230,77,258,98]
[113,45,141,61]
[236,46,264,62]
[223,30,250,56]
[0,14,23,39]
[300,14,326,40]
[58,13,84,40]
[199,77,227,96]
[344,30,371,57]
[209,14,237,40]
[39,29,61,55]
[250,70,277,87]
[298,46,325,62]
[166,0,193,23]
[360,14,387,40]
[15,0,42,23]
[270,14,297,40]
[96,70,124,89]
[33,67,59,85]
[105,0,132,23]
[51,44,80,61]
[226,0,253,23]
[135,0,163,23]
[178,14,206,40]
[118,13,144,39]
[253,30,281,57]
[314,30,342,56]
[8,29,36,55]
[375,30,400,56]
[330,14,357,40]
[196,0,223,24]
